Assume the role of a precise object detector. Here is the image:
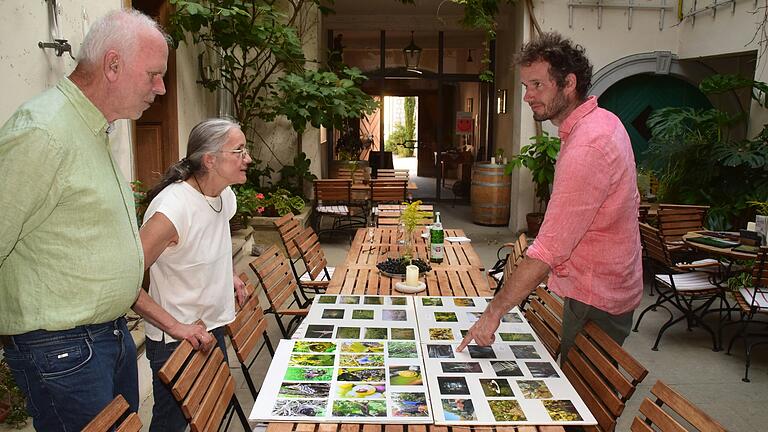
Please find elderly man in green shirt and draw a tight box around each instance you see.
[0,9,209,431]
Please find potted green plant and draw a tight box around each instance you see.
[504,131,561,236]
[399,200,432,260]
[263,188,305,217]
[232,186,265,231]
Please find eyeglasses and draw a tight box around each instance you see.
[217,148,250,159]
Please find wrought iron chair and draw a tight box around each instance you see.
[293,226,334,295]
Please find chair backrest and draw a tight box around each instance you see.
[293,226,329,282]
[335,167,367,183]
[249,244,301,312]
[369,179,407,204]
[523,286,563,358]
[562,321,649,432]
[638,204,651,223]
[314,179,352,204]
[639,222,673,268]
[377,168,409,180]
[157,340,241,432]
[657,204,709,245]
[630,380,726,432]
[274,212,302,260]
[81,395,141,432]
[744,246,768,312]
[226,273,270,367]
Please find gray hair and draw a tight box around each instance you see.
[78,9,166,67]
[145,118,242,203]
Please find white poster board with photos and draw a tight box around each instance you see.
[414,296,529,343]
[250,339,432,424]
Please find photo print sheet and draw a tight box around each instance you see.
[414,296,530,344]
[422,342,595,426]
[250,338,433,424]
[292,295,418,341]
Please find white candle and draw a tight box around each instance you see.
[405,265,419,287]
[490,157,496,164]
[747,222,757,231]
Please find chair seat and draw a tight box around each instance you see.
[654,272,720,292]
[317,205,348,215]
[738,287,768,310]
[300,266,335,282]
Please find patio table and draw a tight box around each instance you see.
[682,231,757,261]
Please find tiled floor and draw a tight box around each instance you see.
[5,203,764,431]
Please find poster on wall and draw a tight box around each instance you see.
[455,112,473,136]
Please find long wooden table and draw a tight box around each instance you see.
[262,227,566,432]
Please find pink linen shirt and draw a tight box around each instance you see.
[526,96,643,315]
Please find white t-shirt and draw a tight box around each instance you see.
[143,180,237,342]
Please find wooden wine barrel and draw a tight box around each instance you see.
[471,162,511,226]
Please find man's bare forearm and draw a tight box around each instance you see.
[486,257,550,318]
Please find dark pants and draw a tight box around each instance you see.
[146,327,228,432]
[560,297,635,363]
[3,317,138,432]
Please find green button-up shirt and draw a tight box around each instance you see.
[0,78,144,334]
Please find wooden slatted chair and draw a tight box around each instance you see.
[249,244,310,338]
[630,380,726,432]
[335,167,367,183]
[81,395,141,432]
[723,246,768,382]
[226,273,275,399]
[376,168,409,180]
[293,226,334,295]
[562,321,649,432]
[634,223,724,351]
[157,339,249,432]
[313,179,362,237]
[369,179,407,205]
[524,286,564,359]
[657,204,709,254]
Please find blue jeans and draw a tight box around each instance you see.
[3,317,138,432]
[146,327,228,432]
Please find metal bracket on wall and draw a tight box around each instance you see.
[568,0,674,31]
[681,0,737,27]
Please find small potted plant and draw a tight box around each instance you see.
[232,186,265,231]
[504,132,561,236]
[399,200,432,260]
[263,188,306,217]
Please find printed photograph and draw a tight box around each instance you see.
[351,309,374,320]
[421,297,443,306]
[337,368,386,382]
[499,332,536,342]
[390,328,416,340]
[517,380,553,399]
[382,309,408,321]
[543,400,583,421]
[340,341,384,353]
[426,344,454,359]
[278,382,331,398]
[363,296,384,305]
[292,341,336,353]
[434,311,458,322]
[488,400,527,422]
[388,341,418,358]
[526,362,560,378]
[490,361,523,377]
[389,365,423,385]
[479,378,514,397]
[453,298,475,307]
[317,295,337,304]
[340,295,361,304]
[441,399,477,421]
[440,362,483,373]
[322,309,345,319]
[272,399,326,417]
[305,325,334,338]
[332,400,386,417]
[509,345,540,359]
[429,328,454,341]
[501,312,523,323]
[288,354,335,367]
[283,367,334,382]
[466,312,484,323]
[467,345,496,359]
[391,392,429,417]
[437,376,469,395]
[339,354,385,367]
[335,382,386,399]
[364,327,388,339]
[389,296,408,306]
[336,327,361,339]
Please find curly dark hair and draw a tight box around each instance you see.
[516,32,593,100]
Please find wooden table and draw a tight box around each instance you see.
[682,231,757,261]
[261,227,567,432]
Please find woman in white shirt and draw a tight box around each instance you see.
[134,118,251,431]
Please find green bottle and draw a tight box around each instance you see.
[430,212,444,263]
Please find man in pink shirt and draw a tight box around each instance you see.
[459,33,642,361]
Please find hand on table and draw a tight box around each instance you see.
[456,312,501,351]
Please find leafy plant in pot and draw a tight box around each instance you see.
[504,132,561,236]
